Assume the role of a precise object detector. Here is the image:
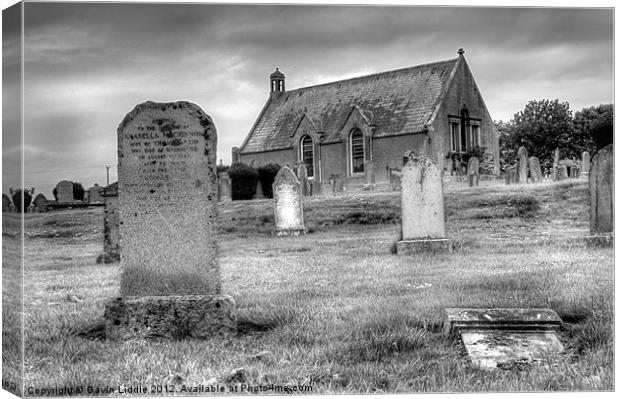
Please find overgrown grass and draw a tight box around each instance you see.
[7,179,613,393]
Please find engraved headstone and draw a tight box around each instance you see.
[32,194,47,212]
[87,183,104,203]
[104,101,236,340]
[589,144,613,235]
[2,193,11,213]
[273,165,306,236]
[580,151,590,179]
[218,171,232,203]
[528,157,542,183]
[100,182,120,263]
[467,157,480,187]
[56,180,74,203]
[517,146,528,183]
[396,152,450,254]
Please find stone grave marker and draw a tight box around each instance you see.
[552,148,560,180]
[99,182,120,263]
[272,165,306,236]
[32,194,47,212]
[56,180,74,203]
[104,101,236,340]
[557,165,568,180]
[396,152,450,254]
[365,158,376,186]
[254,180,265,199]
[2,194,11,212]
[296,162,309,197]
[445,308,564,370]
[218,171,232,203]
[580,151,590,179]
[589,144,613,238]
[528,157,542,183]
[504,165,517,185]
[329,174,345,194]
[88,183,104,203]
[517,146,528,183]
[467,156,480,187]
[389,169,402,191]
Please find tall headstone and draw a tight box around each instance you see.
[505,165,517,185]
[517,146,529,183]
[254,180,265,199]
[396,152,450,254]
[528,157,543,183]
[467,157,480,187]
[553,148,560,180]
[589,144,613,235]
[580,151,590,179]
[56,180,74,203]
[365,158,376,186]
[558,165,568,180]
[32,193,47,213]
[87,183,104,203]
[104,101,236,340]
[100,182,120,263]
[218,171,232,203]
[272,165,306,236]
[2,194,11,212]
[296,162,309,197]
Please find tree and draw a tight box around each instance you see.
[573,104,613,154]
[229,162,259,200]
[495,120,516,171]
[72,182,85,201]
[257,163,281,199]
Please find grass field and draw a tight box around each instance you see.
[2,179,614,394]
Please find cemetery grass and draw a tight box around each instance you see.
[13,180,613,393]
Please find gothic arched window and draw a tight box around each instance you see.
[300,135,314,177]
[350,128,365,174]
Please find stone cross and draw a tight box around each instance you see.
[528,156,542,183]
[580,151,590,179]
[56,180,74,203]
[589,144,613,235]
[517,146,528,183]
[396,152,450,254]
[104,101,236,340]
[273,165,306,236]
[467,156,480,187]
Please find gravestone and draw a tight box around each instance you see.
[296,162,309,197]
[254,180,265,199]
[517,146,528,183]
[104,101,236,340]
[396,152,450,254]
[390,169,402,191]
[467,157,480,187]
[329,174,345,194]
[32,194,47,212]
[504,165,517,185]
[445,308,564,370]
[88,183,104,203]
[365,159,376,186]
[218,171,232,203]
[528,157,542,183]
[580,151,590,179]
[2,194,11,212]
[56,180,74,203]
[27,204,35,213]
[100,182,120,263]
[272,165,306,236]
[8,204,16,213]
[570,166,580,178]
[589,144,613,237]
[557,165,568,180]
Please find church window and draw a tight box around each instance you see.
[300,135,314,177]
[471,125,480,147]
[350,129,365,174]
[450,122,460,152]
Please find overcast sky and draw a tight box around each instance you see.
[1,1,614,197]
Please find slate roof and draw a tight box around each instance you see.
[240,57,461,154]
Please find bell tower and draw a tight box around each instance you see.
[270,67,285,99]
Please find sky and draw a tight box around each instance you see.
[1,1,615,198]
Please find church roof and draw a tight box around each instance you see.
[240,56,461,154]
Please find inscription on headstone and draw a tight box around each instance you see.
[273,165,306,236]
[104,101,236,340]
[589,144,613,235]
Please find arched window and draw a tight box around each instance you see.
[350,128,365,174]
[300,135,314,177]
[460,109,469,152]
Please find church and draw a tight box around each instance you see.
[235,49,499,189]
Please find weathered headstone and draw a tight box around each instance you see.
[2,194,11,212]
[570,166,580,178]
[56,180,74,203]
[218,171,232,203]
[396,152,450,254]
[504,165,517,185]
[580,151,590,179]
[272,165,306,236]
[104,101,236,340]
[32,193,47,213]
[528,157,542,183]
[553,148,560,180]
[99,182,120,263]
[365,158,376,186]
[517,146,528,183]
[390,170,402,191]
[27,204,35,213]
[87,183,104,203]
[589,144,613,236]
[445,308,564,370]
[329,174,345,194]
[254,180,265,199]
[557,165,568,180]
[296,162,309,197]
[467,157,480,187]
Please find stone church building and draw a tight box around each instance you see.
[236,49,499,189]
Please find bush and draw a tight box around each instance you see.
[229,162,259,200]
[73,182,85,201]
[10,189,33,213]
[257,163,281,199]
